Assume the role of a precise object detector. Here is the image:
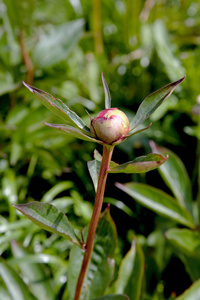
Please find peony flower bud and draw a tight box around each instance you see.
[90,108,130,145]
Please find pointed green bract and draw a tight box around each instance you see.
[45,123,103,144]
[87,149,102,191]
[108,153,168,174]
[116,182,195,228]
[67,207,117,300]
[12,202,81,246]
[23,82,90,134]
[114,238,144,300]
[130,76,186,131]
[102,73,111,109]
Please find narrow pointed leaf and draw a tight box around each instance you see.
[128,123,152,136]
[23,82,90,134]
[150,141,193,213]
[0,260,37,300]
[11,242,54,300]
[130,76,186,130]
[166,228,200,258]
[108,153,168,174]
[67,207,117,300]
[115,238,144,300]
[12,202,81,246]
[93,295,129,300]
[116,182,195,228]
[175,280,200,300]
[45,122,103,144]
[102,73,111,109]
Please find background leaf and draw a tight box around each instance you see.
[116,182,194,228]
[114,238,144,300]
[175,280,200,300]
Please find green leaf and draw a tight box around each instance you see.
[116,182,195,228]
[12,202,81,246]
[32,19,84,68]
[101,73,111,109]
[11,241,55,300]
[67,207,117,300]
[0,259,37,300]
[41,181,74,202]
[45,123,102,144]
[23,82,90,134]
[108,153,168,174]
[93,295,129,300]
[150,141,193,214]
[130,76,186,131]
[175,280,200,300]
[165,228,200,258]
[114,238,144,300]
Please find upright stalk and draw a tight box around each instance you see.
[74,144,114,300]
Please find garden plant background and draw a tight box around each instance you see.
[0,0,200,299]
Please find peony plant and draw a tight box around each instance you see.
[13,73,185,300]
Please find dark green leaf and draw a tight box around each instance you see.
[23,82,90,134]
[116,182,194,228]
[12,202,81,246]
[0,259,37,300]
[67,207,117,300]
[114,238,144,300]
[45,123,102,144]
[108,153,168,174]
[11,241,55,300]
[130,76,186,131]
[175,280,200,300]
[101,73,111,109]
[150,141,193,214]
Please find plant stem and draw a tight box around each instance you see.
[74,144,114,300]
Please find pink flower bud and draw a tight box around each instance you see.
[90,108,130,145]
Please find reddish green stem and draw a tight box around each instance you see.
[74,144,114,300]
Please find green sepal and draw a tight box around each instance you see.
[130,76,186,131]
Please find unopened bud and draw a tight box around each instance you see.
[90,108,130,145]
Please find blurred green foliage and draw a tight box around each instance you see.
[0,0,200,299]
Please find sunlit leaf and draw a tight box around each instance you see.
[93,295,129,300]
[23,82,90,134]
[116,182,194,228]
[130,76,186,131]
[11,241,55,300]
[108,153,168,174]
[114,238,144,300]
[0,259,37,300]
[87,149,102,191]
[12,202,81,246]
[166,228,200,258]
[175,280,200,300]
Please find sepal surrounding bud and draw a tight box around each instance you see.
[90,108,130,145]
